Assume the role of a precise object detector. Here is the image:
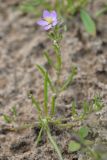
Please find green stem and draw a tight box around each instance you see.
[44,72,48,116]
[47,127,63,160]
[36,126,43,146]
[51,94,56,116]
[54,42,62,91]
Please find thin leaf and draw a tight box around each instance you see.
[11,106,17,117]
[44,72,48,115]
[83,100,90,114]
[80,9,96,35]
[3,114,12,123]
[44,51,53,66]
[36,64,46,76]
[30,94,41,113]
[47,129,63,160]
[36,126,43,146]
[61,67,77,91]
[96,6,107,17]
[72,101,77,116]
[51,94,56,116]
[36,65,55,92]
[53,44,62,72]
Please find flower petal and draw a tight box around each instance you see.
[43,10,50,18]
[52,20,57,26]
[44,24,52,30]
[37,20,48,26]
[50,11,57,20]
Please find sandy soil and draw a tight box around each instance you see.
[0,0,107,159]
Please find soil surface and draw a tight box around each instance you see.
[0,0,107,159]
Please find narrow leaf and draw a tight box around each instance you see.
[53,44,62,71]
[11,106,17,117]
[51,94,56,116]
[96,6,107,17]
[36,127,43,146]
[3,114,12,123]
[36,65,55,92]
[47,129,63,160]
[83,100,90,114]
[80,9,96,35]
[30,94,41,113]
[61,67,77,91]
[44,51,53,66]
[36,64,46,76]
[72,101,77,116]
[44,72,48,115]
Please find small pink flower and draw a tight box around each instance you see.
[37,10,58,30]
